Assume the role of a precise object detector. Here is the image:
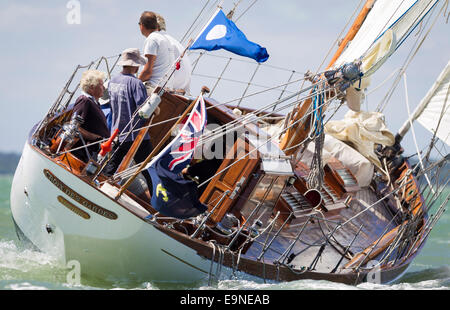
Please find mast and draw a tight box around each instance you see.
[279,0,375,156]
[326,0,376,70]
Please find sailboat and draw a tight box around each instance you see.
[10,0,449,285]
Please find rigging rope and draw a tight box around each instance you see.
[376,0,445,112]
[189,50,306,74]
[181,0,222,46]
[192,72,300,94]
[54,81,321,160]
[318,0,365,72]
[306,82,326,190]
[234,0,258,23]
[180,0,213,44]
[402,73,436,193]
[194,90,338,190]
[113,86,338,182]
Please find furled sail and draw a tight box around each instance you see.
[398,61,450,146]
[334,0,439,75]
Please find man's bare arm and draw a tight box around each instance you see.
[139,54,156,82]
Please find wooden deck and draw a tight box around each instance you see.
[241,186,399,273]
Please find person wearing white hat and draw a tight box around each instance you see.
[104,48,154,192]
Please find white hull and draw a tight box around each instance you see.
[10,142,216,283]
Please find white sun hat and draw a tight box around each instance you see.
[118,48,147,67]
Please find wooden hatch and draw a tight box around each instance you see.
[200,137,260,224]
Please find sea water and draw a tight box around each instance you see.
[0,175,448,290]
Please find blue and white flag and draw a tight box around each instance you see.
[190,9,269,63]
[146,94,208,219]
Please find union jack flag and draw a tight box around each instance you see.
[168,95,207,172]
[147,93,207,174]
[145,93,208,218]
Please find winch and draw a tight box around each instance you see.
[216,213,239,235]
[50,113,84,154]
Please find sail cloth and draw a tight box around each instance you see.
[413,61,450,146]
[334,0,439,71]
[336,0,438,112]
[190,8,269,63]
[324,111,395,168]
[146,94,208,219]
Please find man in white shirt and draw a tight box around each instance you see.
[138,11,172,94]
[155,13,192,95]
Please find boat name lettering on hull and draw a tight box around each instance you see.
[43,169,118,220]
[57,196,90,219]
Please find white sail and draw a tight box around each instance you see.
[414,61,450,146]
[334,0,439,73]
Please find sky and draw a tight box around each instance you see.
[0,0,448,155]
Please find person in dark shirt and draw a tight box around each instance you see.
[71,70,110,162]
[103,48,154,190]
